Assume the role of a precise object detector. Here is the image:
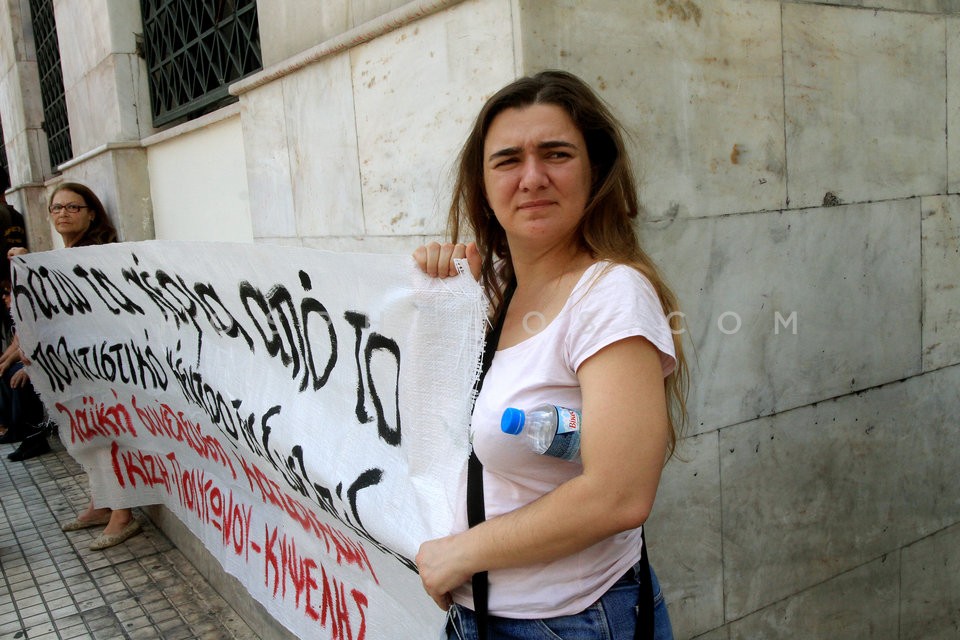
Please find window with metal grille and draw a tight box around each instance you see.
[29,0,73,169]
[140,0,263,127]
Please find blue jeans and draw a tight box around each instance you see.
[446,564,673,640]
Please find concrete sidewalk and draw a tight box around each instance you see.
[0,430,261,640]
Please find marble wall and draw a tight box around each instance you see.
[783,3,946,207]
[0,0,49,190]
[951,18,960,194]
[255,0,418,66]
[53,0,153,155]
[520,0,788,222]
[241,0,517,252]
[146,113,254,243]
[922,195,960,371]
[645,201,922,433]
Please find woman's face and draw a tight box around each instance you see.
[482,103,592,251]
[49,189,94,243]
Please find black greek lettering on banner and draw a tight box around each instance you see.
[72,265,145,316]
[12,263,92,321]
[30,335,168,393]
[344,311,402,447]
[238,272,337,393]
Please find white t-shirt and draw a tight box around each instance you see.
[451,261,677,618]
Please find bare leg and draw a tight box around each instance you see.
[101,508,133,536]
[77,500,111,523]
[88,507,141,549]
[61,500,113,531]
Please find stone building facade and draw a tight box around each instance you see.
[1,1,959,638]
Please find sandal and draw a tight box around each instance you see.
[61,512,112,531]
[90,519,142,550]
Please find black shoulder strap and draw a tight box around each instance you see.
[467,279,515,640]
[635,527,655,639]
[466,453,489,637]
[473,280,515,405]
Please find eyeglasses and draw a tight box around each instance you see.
[49,203,89,214]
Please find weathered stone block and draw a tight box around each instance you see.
[646,431,724,640]
[302,234,437,255]
[64,55,146,154]
[692,627,729,640]
[350,0,514,236]
[519,0,787,220]
[256,0,414,67]
[901,522,960,640]
[256,0,348,66]
[645,199,921,433]
[283,53,365,238]
[720,364,960,618]
[55,0,146,145]
[147,116,252,242]
[949,17,960,193]
[240,80,297,239]
[922,195,960,370]
[783,3,946,207]
[54,0,115,90]
[791,0,960,13]
[728,555,899,639]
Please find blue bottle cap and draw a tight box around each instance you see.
[501,408,525,434]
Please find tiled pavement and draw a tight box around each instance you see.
[0,430,261,640]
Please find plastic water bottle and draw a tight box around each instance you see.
[500,404,582,461]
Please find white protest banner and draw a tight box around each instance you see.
[12,240,487,639]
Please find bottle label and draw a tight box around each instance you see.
[545,407,581,461]
[544,431,580,461]
[555,407,580,435]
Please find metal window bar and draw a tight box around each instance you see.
[28,0,73,169]
[140,0,263,127]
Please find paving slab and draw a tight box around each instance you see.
[0,430,260,640]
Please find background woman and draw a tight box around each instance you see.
[414,70,688,639]
[15,182,140,549]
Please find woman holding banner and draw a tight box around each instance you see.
[12,182,140,549]
[414,71,687,639]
